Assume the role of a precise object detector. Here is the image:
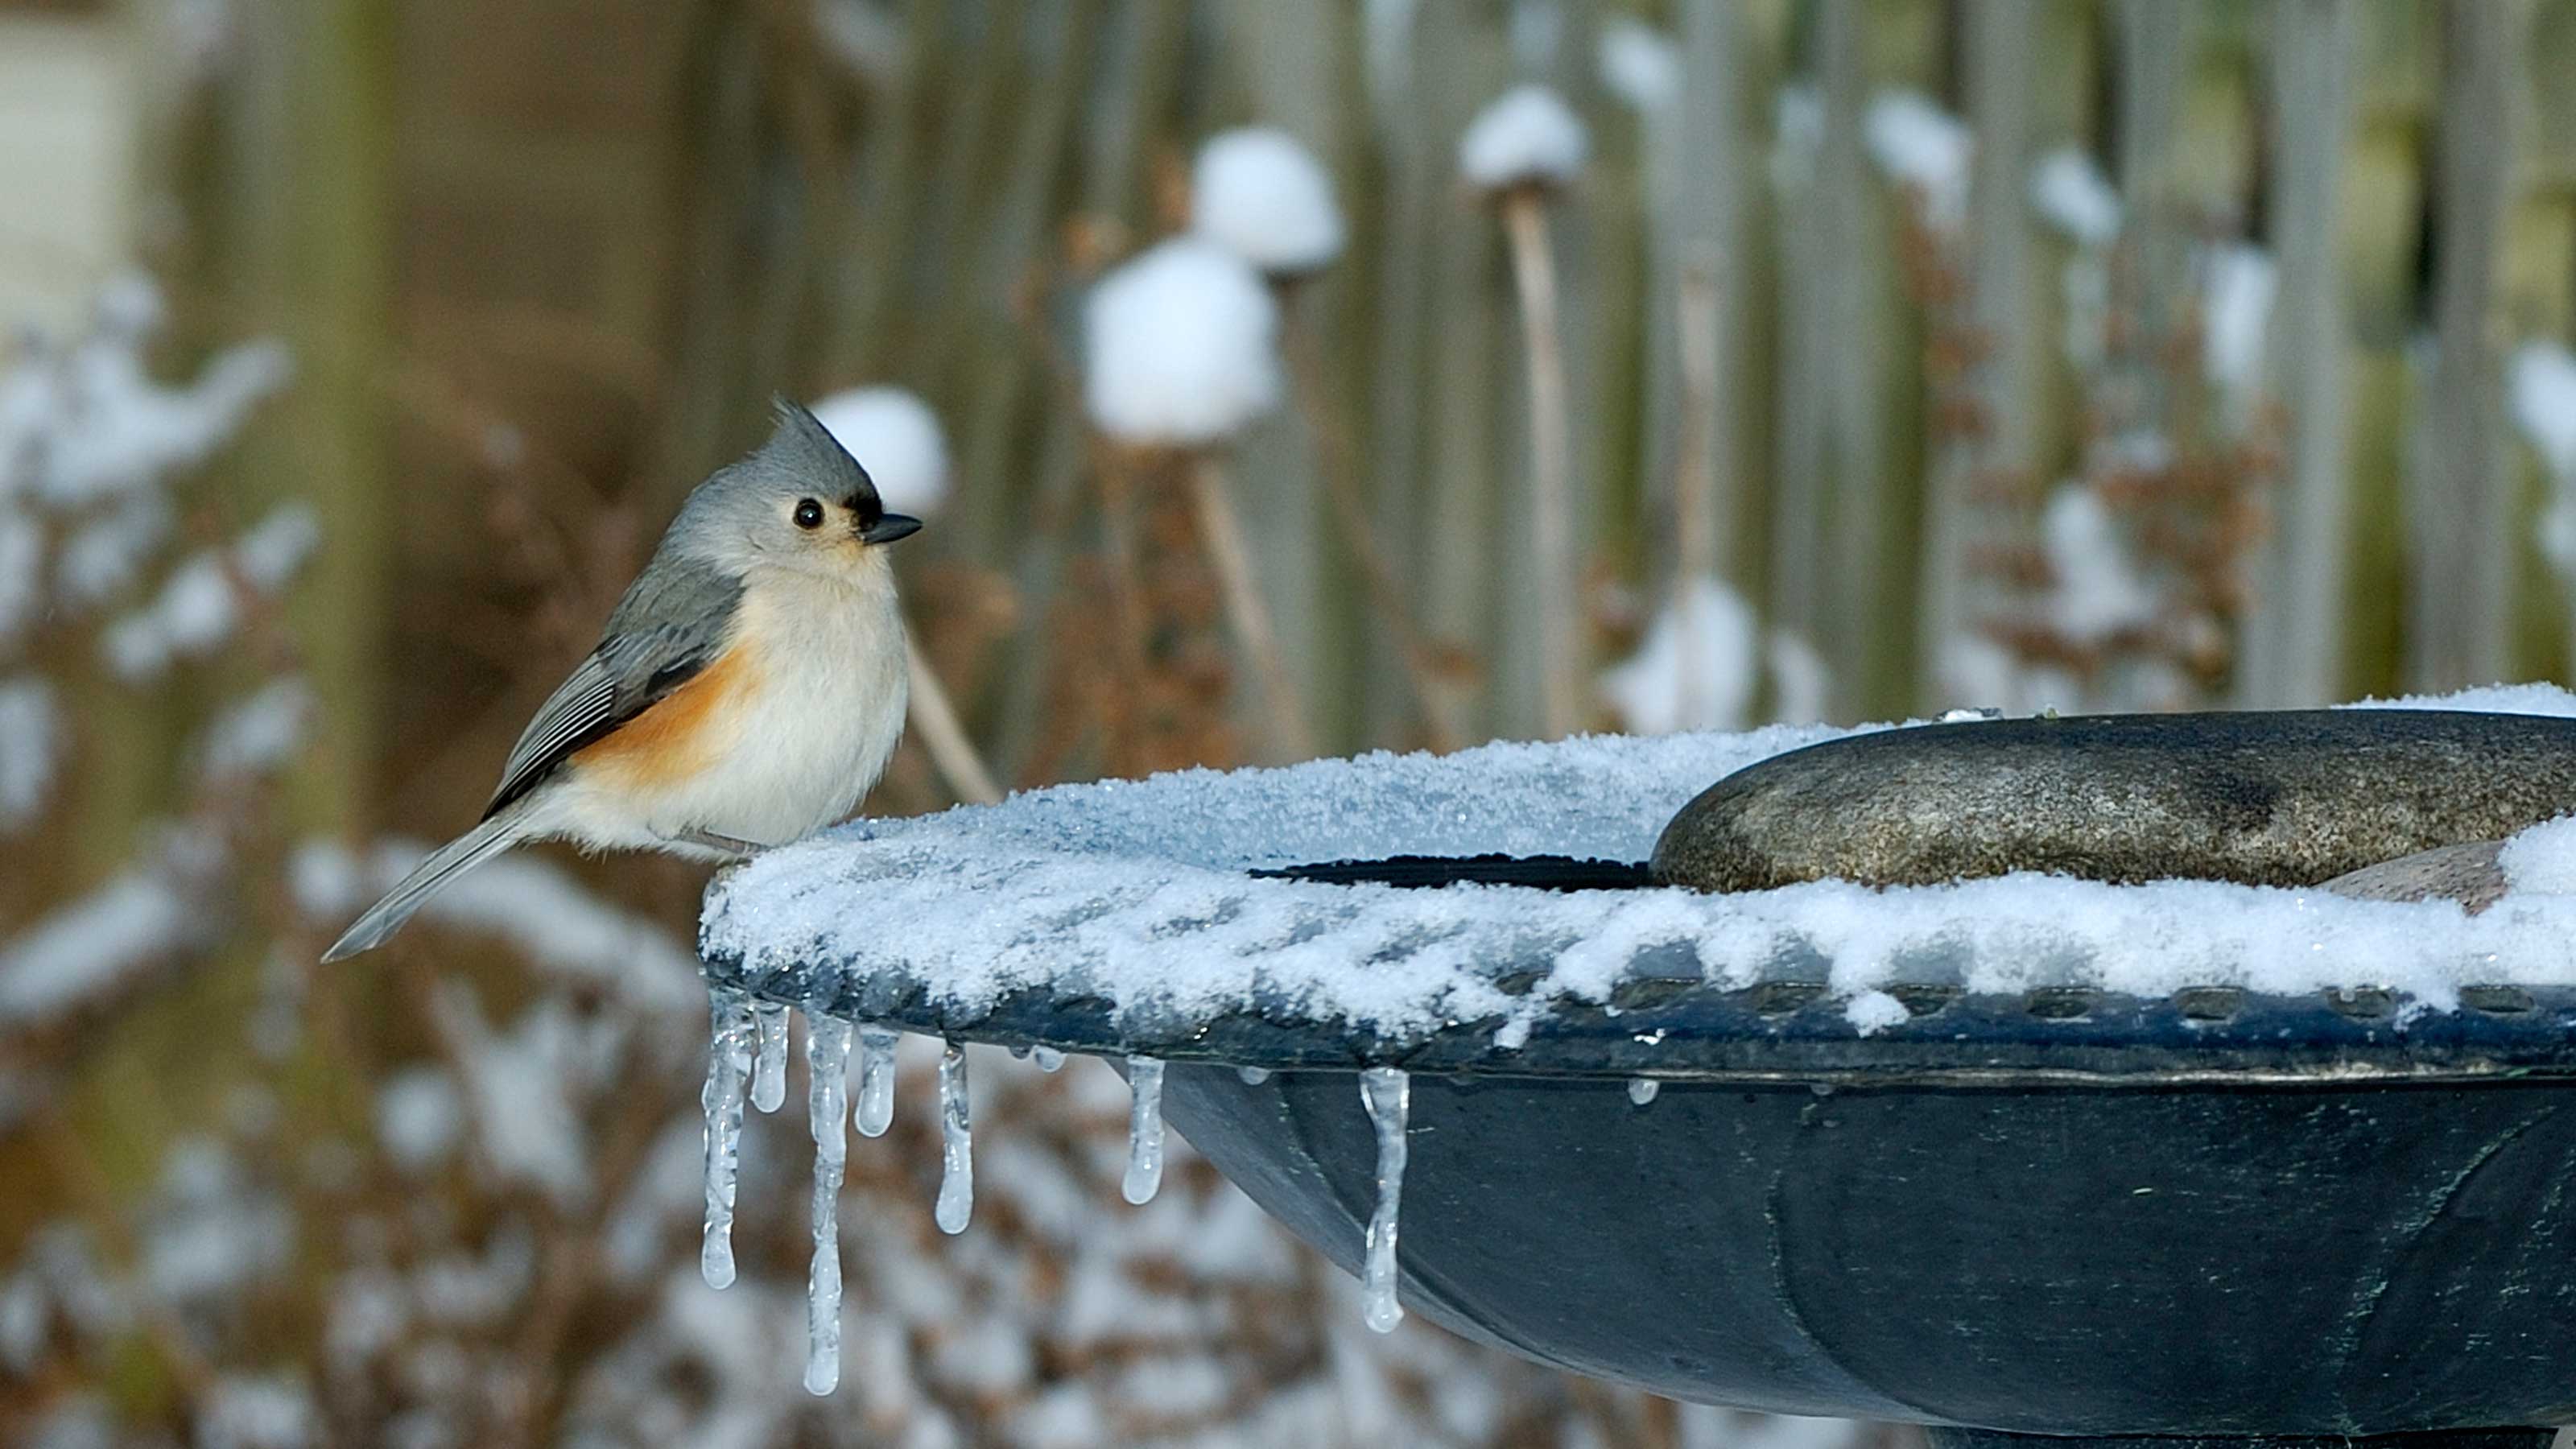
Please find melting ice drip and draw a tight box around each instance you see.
[853,1024,899,1137]
[1123,1056,1166,1204]
[699,989,758,1290]
[1628,1077,1661,1106]
[935,1042,973,1234]
[695,986,1451,1381]
[803,1009,853,1395]
[1359,1065,1410,1333]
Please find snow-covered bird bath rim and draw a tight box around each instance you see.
[700,684,2576,1078]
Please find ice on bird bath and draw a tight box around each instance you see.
[1360,1067,1410,1333]
[802,1007,852,1396]
[935,1044,973,1235]
[1122,1056,1166,1205]
[699,988,758,1290]
[853,1025,898,1137]
[750,1002,790,1113]
[708,689,2576,1061]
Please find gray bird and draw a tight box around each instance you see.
[324,400,920,961]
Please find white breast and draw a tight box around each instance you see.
[550,559,910,855]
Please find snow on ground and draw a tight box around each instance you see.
[707,687,2576,1051]
[1190,128,1345,277]
[1457,85,1587,191]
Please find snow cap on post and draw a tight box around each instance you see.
[1863,91,1972,233]
[1083,237,1282,447]
[1459,84,1587,193]
[1191,128,1345,278]
[2029,147,2123,249]
[808,386,950,518]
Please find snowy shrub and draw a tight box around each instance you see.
[1459,84,1587,192]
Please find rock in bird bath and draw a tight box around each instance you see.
[1650,708,2576,892]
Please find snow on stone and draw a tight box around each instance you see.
[1864,91,1972,233]
[197,676,312,784]
[102,502,319,679]
[2500,815,2576,895]
[1190,127,1346,277]
[1083,237,1282,447]
[0,675,59,829]
[1458,84,1587,192]
[2041,482,2157,644]
[1356,1067,1408,1333]
[707,687,2576,1050]
[2029,147,2122,248]
[1596,19,1680,112]
[1599,574,1758,735]
[2202,242,2277,396]
[807,386,950,518]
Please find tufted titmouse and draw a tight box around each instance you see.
[323,400,922,961]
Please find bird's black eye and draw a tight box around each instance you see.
[793,498,825,530]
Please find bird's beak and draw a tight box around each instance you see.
[861,514,923,546]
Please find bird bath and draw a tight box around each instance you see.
[698,692,2576,1446]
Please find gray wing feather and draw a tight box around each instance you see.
[481,556,745,818]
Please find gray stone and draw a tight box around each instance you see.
[2318,839,2509,914]
[1649,710,2576,893]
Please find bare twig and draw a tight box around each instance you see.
[1185,456,1315,760]
[1279,304,1465,753]
[1501,187,1581,737]
[904,624,1004,804]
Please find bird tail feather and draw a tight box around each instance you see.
[321,809,527,962]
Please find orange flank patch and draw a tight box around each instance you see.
[572,642,763,789]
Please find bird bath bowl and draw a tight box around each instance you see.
[700,697,2576,1449]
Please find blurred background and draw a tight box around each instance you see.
[2,0,2570,1443]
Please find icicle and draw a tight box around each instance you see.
[1628,1077,1660,1106]
[750,1001,791,1113]
[803,1009,853,1395]
[1031,1045,1065,1073]
[699,987,759,1290]
[1359,1066,1410,1333]
[1237,1066,1272,1085]
[1121,1056,1166,1204]
[853,1025,900,1137]
[934,1043,973,1234]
